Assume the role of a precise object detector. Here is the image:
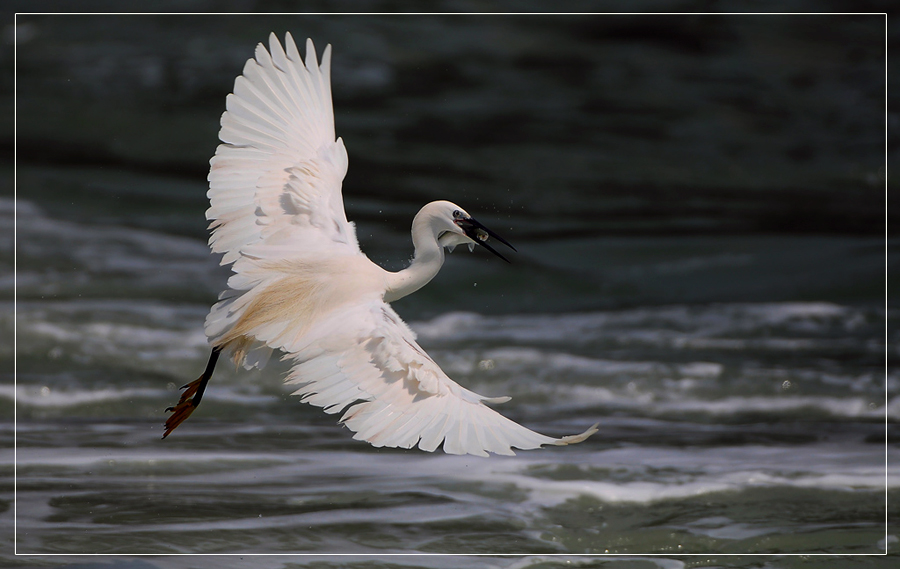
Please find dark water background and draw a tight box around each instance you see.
[4,9,897,569]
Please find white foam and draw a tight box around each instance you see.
[878,534,899,552]
[467,446,896,508]
[446,346,892,420]
[504,557,685,569]
[3,384,162,407]
[14,300,211,370]
[411,303,881,349]
[652,394,895,420]
[7,198,222,296]
[410,305,890,423]
[15,443,890,511]
[482,347,673,377]
[4,383,274,408]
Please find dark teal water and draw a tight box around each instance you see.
[5,11,895,569]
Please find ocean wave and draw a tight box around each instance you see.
[505,558,685,569]
[527,384,895,421]
[411,303,884,351]
[12,300,211,371]
[14,443,894,509]
[3,384,164,408]
[10,298,891,422]
[428,343,892,421]
[4,383,275,409]
[7,197,224,299]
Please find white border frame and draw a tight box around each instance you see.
[11,10,891,561]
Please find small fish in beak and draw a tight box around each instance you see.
[454,216,517,263]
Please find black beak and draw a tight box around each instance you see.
[455,216,517,263]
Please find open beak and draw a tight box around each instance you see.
[454,216,518,263]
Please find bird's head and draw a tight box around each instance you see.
[425,200,517,263]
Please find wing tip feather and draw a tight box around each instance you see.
[554,422,600,446]
[305,37,319,70]
[481,395,511,404]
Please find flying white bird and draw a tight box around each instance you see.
[164,33,598,456]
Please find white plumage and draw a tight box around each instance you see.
[167,32,598,456]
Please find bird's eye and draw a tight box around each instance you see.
[452,210,461,218]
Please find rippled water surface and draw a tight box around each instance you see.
[6,10,895,569]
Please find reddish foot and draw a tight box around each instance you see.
[162,376,204,438]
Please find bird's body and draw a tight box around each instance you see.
[164,33,597,456]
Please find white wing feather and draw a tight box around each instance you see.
[283,299,599,457]
[204,34,358,367]
[207,33,357,266]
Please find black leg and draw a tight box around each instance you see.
[188,346,221,408]
[163,346,222,438]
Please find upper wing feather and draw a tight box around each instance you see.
[207,33,357,266]
[283,299,599,457]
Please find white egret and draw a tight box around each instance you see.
[164,33,598,456]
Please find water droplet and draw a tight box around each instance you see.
[478,359,495,370]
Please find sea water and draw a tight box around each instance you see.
[5,196,895,564]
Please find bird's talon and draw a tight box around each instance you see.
[162,400,197,438]
[163,370,213,438]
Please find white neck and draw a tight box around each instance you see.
[383,212,445,303]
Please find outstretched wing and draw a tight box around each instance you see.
[207,33,357,266]
[283,298,599,457]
